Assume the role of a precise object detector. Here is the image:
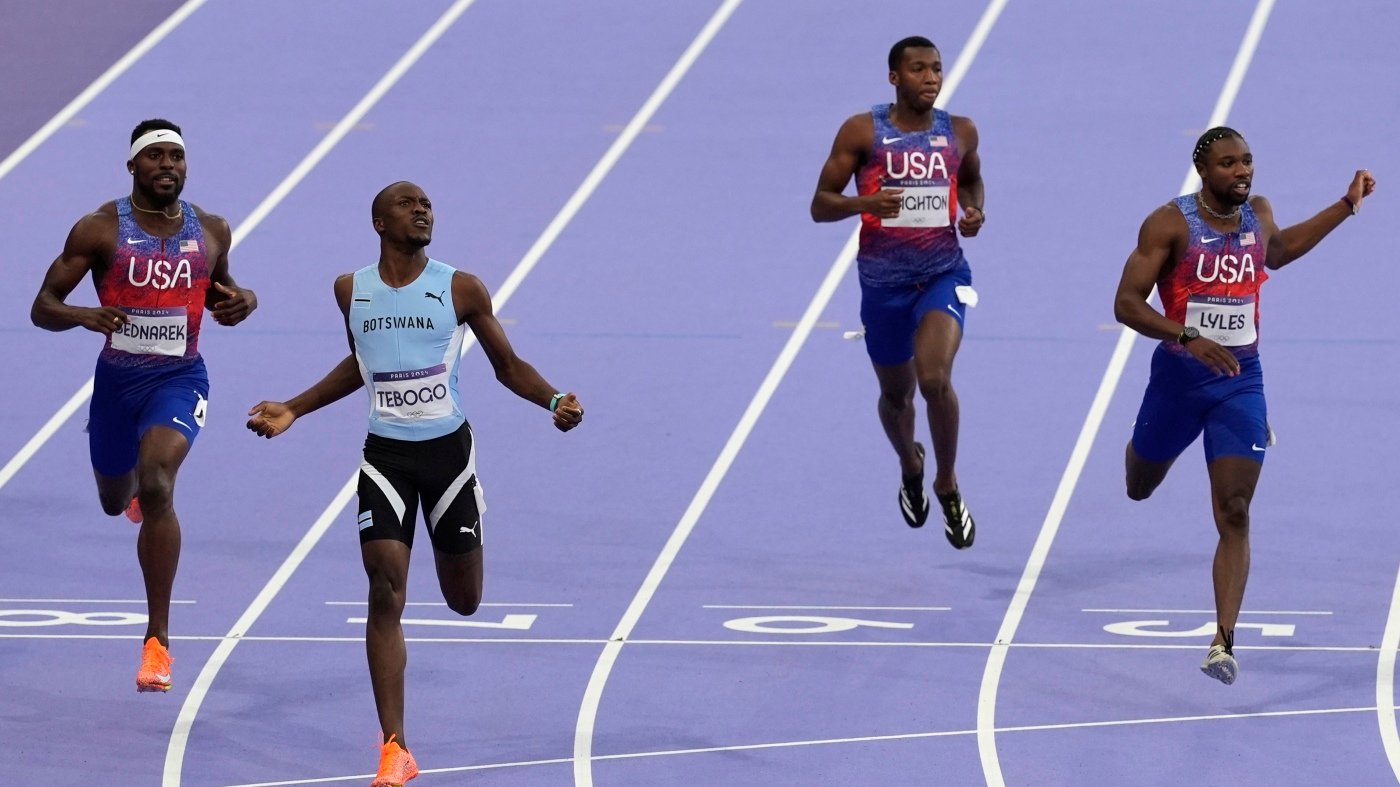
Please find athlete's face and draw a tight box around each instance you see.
[375,183,434,247]
[889,47,942,111]
[1197,137,1254,206]
[127,142,186,206]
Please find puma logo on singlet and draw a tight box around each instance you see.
[424,290,445,305]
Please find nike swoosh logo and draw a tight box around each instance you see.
[126,238,148,245]
[1201,236,1220,243]
[945,304,960,315]
[155,673,171,682]
[172,417,190,428]
[882,135,902,144]
[1251,444,1266,452]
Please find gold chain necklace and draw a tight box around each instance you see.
[130,198,182,220]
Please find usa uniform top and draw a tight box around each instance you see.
[350,259,466,441]
[855,104,968,287]
[1160,195,1269,358]
[97,198,211,368]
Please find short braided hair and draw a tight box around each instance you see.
[1192,126,1243,164]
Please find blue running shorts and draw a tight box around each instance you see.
[858,261,973,367]
[1131,345,1268,465]
[88,356,210,477]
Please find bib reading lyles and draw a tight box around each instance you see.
[1185,294,1256,347]
[111,306,187,356]
[882,185,952,229]
[372,364,454,423]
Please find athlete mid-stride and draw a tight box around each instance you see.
[811,35,985,548]
[1114,126,1375,685]
[246,181,583,787]
[31,118,257,693]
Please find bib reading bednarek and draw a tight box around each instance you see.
[111,306,188,356]
[350,259,466,441]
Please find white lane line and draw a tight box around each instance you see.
[224,704,1375,786]
[1083,608,1332,615]
[0,598,195,604]
[1376,559,1400,778]
[0,632,1384,653]
[323,601,573,607]
[160,2,484,783]
[974,3,1277,785]
[703,605,951,611]
[570,2,1005,783]
[0,0,208,183]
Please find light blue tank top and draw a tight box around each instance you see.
[349,259,465,440]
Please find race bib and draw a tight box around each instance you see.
[883,185,952,229]
[371,364,454,423]
[110,306,187,356]
[1185,294,1256,347]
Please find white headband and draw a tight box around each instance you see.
[129,129,185,159]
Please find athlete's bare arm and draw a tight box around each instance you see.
[196,208,257,326]
[1254,170,1376,270]
[952,115,984,237]
[810,113,903,222]
[31,206,127,334]
[453,271,582,432]
[1114,205,1240,376]
[246,274,364,438]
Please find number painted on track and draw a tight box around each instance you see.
[723,615,914,635]
[0,609,147,627]
[1103,619,1296,638]
[346,613,537,630]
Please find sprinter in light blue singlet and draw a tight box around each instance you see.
[245,182,584,784]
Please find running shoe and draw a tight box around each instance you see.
[899,443,930,528]
[1200,643,1239,685]
[372,735,419,787]
[124,496,142,524]
[938,488,976,549]
[136,637,172,693]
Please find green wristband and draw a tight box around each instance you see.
[549,392,565,412]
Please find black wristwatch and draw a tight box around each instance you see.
[1177,326,1200,345]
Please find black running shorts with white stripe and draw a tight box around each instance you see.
[357,422,486,554]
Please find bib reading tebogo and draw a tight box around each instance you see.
[371,364,454,424]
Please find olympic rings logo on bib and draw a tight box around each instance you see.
[372,364,453,423]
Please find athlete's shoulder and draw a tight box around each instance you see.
[1246,194,1275,216]
[836,111,876,140]
[1141,201,1190,241]
[189,203,231,236]
[68,202,118,247]
[950,114,978,149]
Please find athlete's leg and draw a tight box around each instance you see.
[1124,443,1178,501]
[1205,456,1261,646]
[94,468,139,515]
[434,547,483,617]
[871,361,923,478]
[911,310,963,496]
[363,538,412,747]
[133,424,190,645]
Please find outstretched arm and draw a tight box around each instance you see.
[810,113,902,223]
[455,271,583,432]
[246,274,364,438]
[31,212,128,334]
[201,211,257,325]
[1114,205,1240,377]
[1258,169,1376,270]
